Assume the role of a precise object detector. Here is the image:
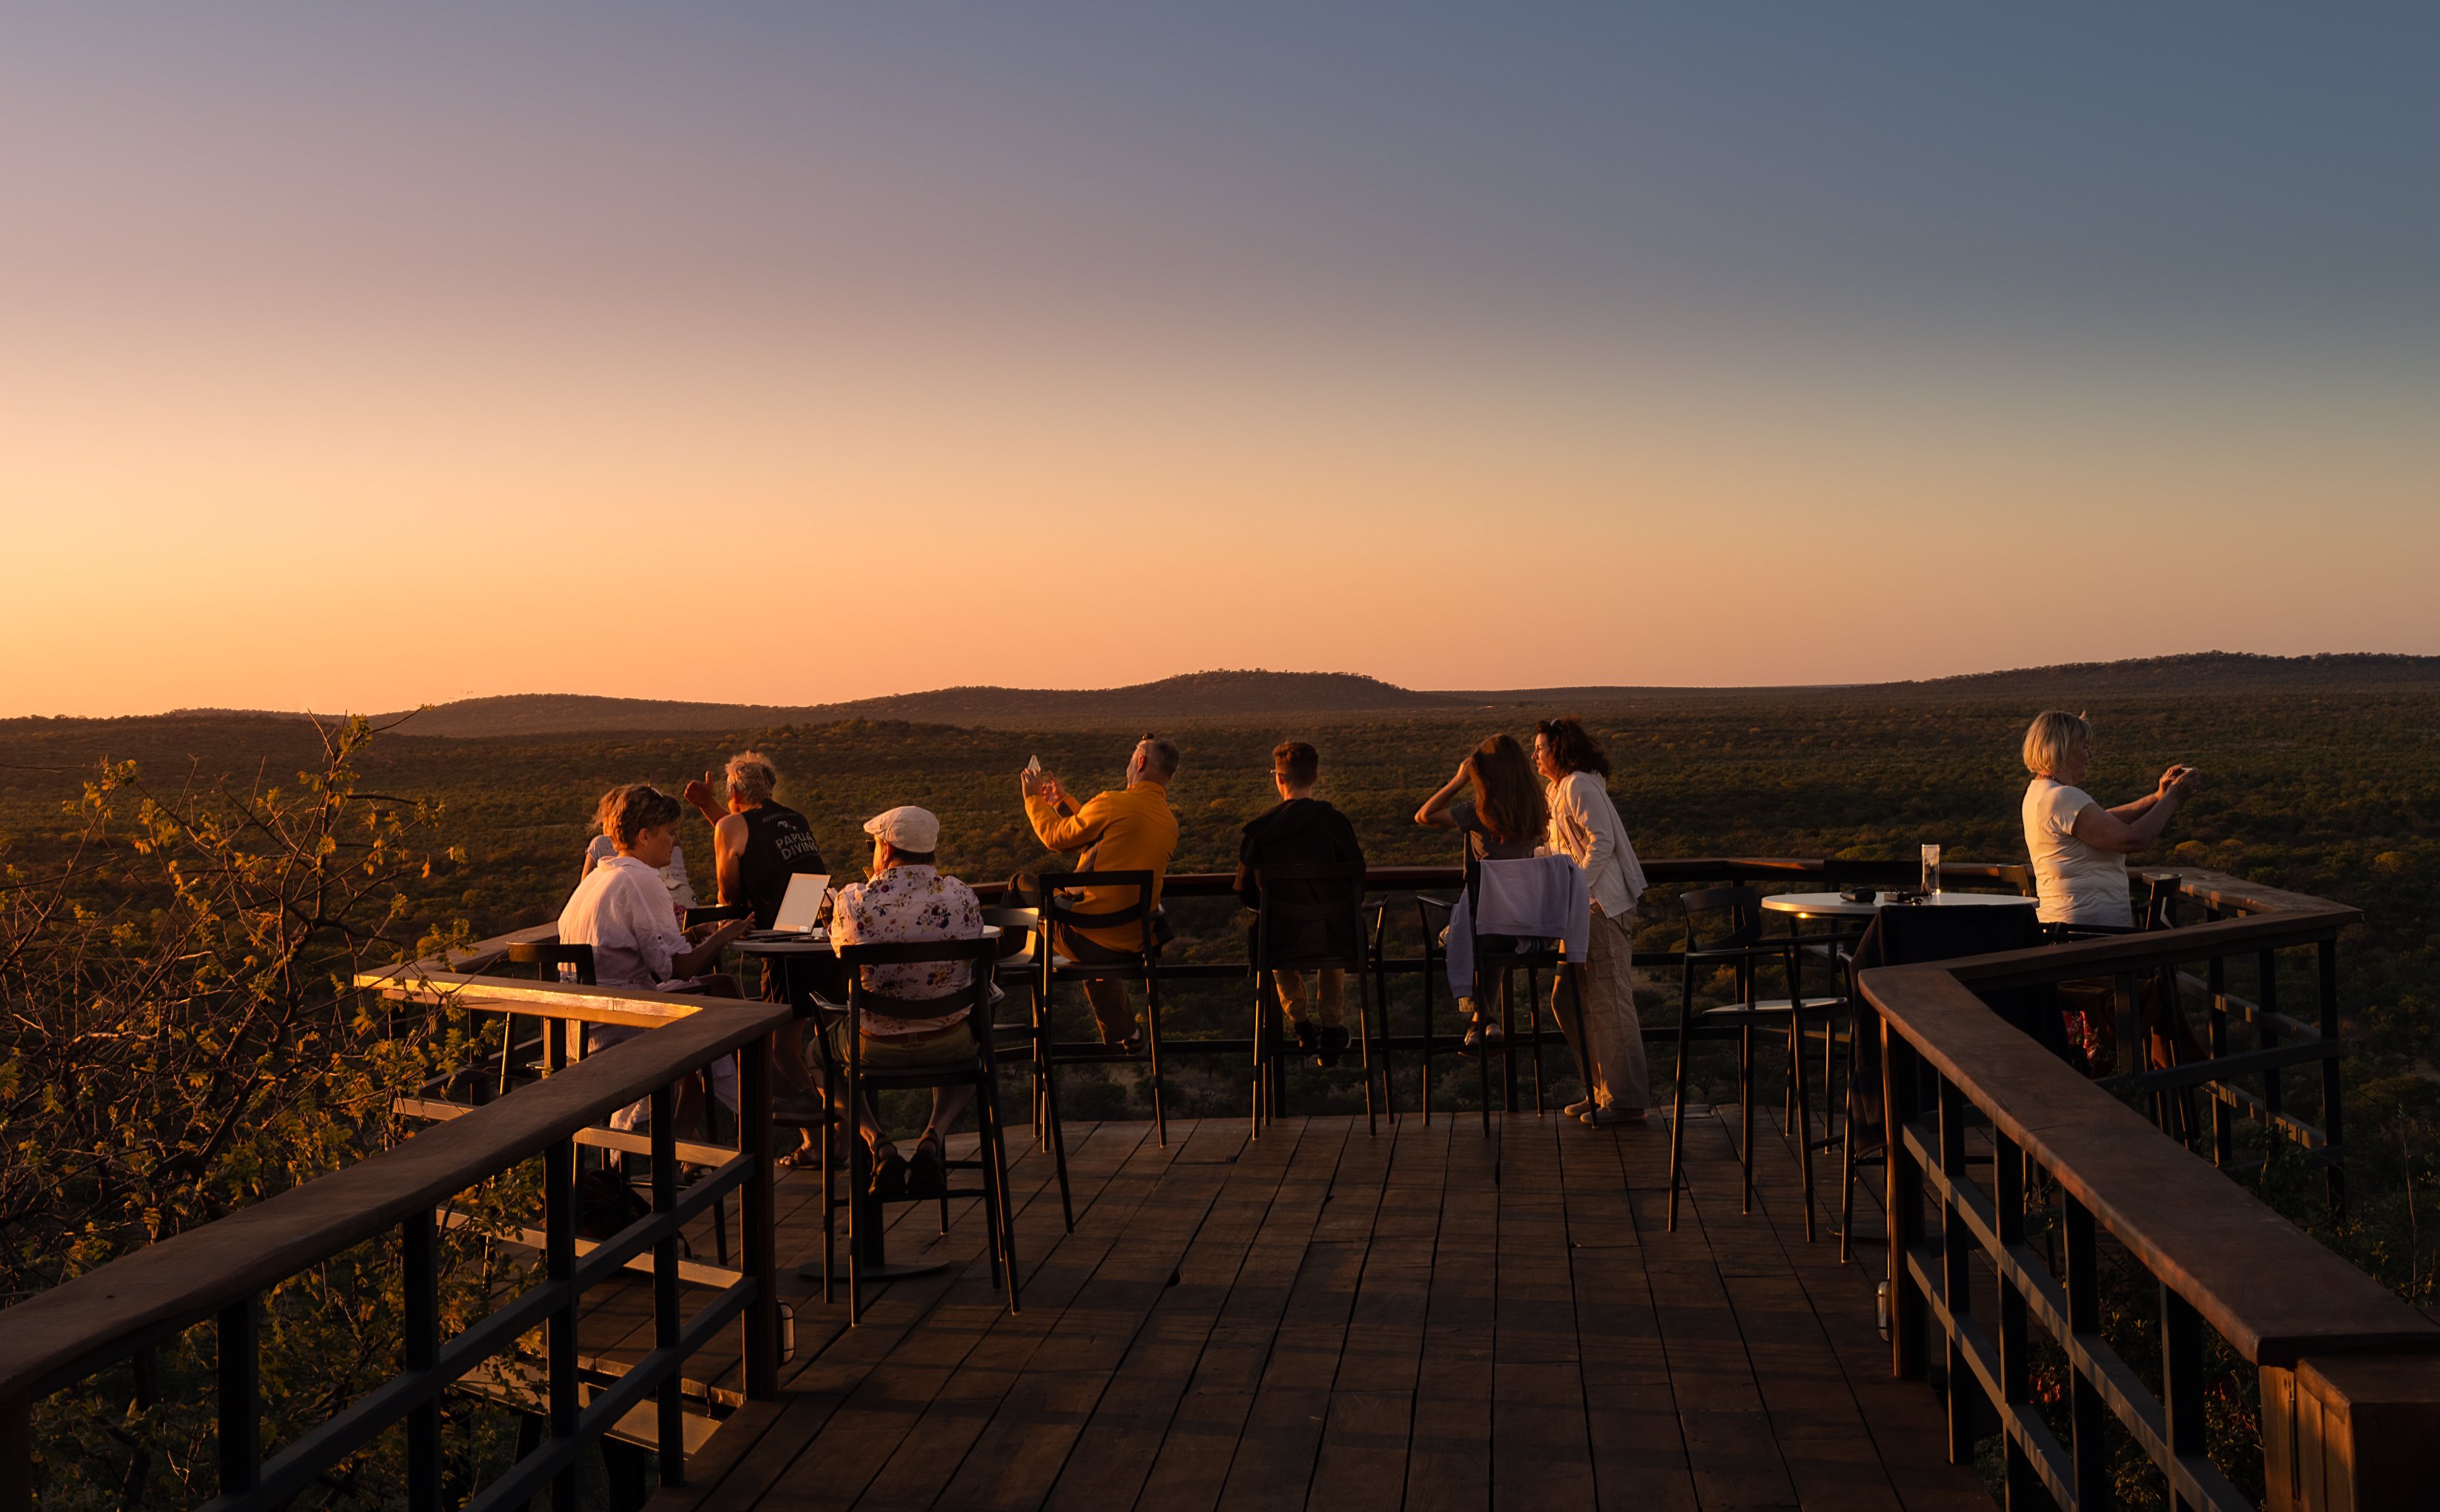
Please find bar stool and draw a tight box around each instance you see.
[815,935,1021,1322]
[982,905,1073,1232]
[1666,886,1845,1239]
[1036,870,1171,1145]
[1248,863,1385,1136]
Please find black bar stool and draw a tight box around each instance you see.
[1036,870,1171,1145]
[1248,863,1386,1136]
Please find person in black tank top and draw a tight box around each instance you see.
[684,752,838,1135]
[736,802,827,926]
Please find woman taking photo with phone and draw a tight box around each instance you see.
[2020,710,2201,934]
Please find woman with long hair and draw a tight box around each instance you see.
[1535,717,1651,1127]
[1416,734,1550,1052]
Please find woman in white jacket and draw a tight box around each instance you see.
[1534,717,1651,1127]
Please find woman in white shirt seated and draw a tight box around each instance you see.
[2019,710,2200,933]
[558,785,751,1128]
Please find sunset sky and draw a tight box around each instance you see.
[4,5,2436,717]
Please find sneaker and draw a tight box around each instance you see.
[1318,1025,1350,1067]
[1460,1024,1484,1057]
[1292,1020,1319,1057]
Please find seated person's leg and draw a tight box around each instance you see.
[1274,968,1312,1027]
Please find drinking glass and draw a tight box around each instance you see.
[1921,843,1942,896]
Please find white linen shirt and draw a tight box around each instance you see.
[585,834,695,912]
[1545,770,1649,920]
[558,855,690,989]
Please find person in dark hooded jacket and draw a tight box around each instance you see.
[1235,741,1366,1064]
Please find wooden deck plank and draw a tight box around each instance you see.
[1308,1117,1449,1512]
[1403,1118,1500,1512]
[1211,1115,1397,1511]
[890,1117,1246,1510]
[652,1112,1994,1512]
[1490,1116,1598,1511]
[1038,1118,1319,1512]
[651,1121,1137,1512]
[1135,1117,1355,1512]
[1558,1114,1700,1511]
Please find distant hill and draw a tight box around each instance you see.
[67,654,2439,740]
[363,670,1462,737]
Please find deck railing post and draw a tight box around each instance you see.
[741,1031,779,1401]
[1993,1134,2037,1508]
[544,1139,579,1512]
[2064,1196,2109,1507]
[2258,949,2283,1123]
[2,1392,30,1512]
[1883,1020,1927,1381]
[404,1210,441,1512]
[1936,1078,1974,1462]
[217,1297,260,1498]
[2162,1287,2206,1512]
[2317,938,2345,1221]
[651,1086,684,1485]
[2206,930,2233,1169]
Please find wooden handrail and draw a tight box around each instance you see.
[0,992,787,1404]
[1857,865,2438,1508]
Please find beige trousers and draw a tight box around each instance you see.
[1553,907,1648,1111]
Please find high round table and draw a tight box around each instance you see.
[1760,890,2037,921]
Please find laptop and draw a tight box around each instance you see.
[747,872,830,938]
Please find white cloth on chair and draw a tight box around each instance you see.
[1445,854,1590,999]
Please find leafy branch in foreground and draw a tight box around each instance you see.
[0,717,525,1508]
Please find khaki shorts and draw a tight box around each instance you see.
[825,1016,976,1070]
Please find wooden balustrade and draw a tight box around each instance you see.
[0,965,790,1512]
[1861,868,2440,1511]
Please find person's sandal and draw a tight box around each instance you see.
[869,1144,909,1201]
[1579,1106,1647,1129]
[906,1134,948,1199]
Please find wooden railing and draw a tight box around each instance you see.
[1860,868,2439,1511]
[7,859,2426,1511]
[0,945,790,1512]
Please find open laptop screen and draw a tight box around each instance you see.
[769,872,831,933]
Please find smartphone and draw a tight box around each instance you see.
[1025,755,1042,777]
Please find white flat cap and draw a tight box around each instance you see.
[863,805,941,852]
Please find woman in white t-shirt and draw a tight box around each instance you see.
[2019,710,2200,931]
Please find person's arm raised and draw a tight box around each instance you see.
[681,771,726,827]
[2070,782,2190,855]
[1415,763,1469,829]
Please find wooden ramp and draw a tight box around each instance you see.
[627,1109,1988,1511]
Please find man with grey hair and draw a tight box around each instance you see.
[685,752,829,930]
[686,753,836,1130]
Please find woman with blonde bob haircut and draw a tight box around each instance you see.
[2020,710,2201,931]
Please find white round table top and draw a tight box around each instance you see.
[734,924,1002,955]
[1760,890,2037,920]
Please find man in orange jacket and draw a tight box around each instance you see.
[1021,736,1182,1048]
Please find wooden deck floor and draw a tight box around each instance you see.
[627,1105,1989,1511]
